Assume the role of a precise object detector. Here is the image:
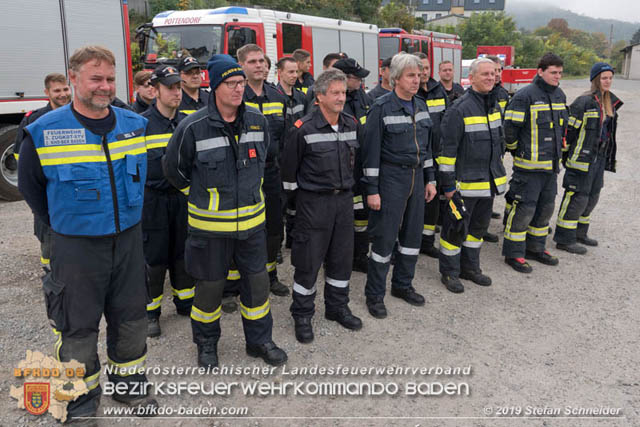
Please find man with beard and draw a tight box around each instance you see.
[438,60,465,103]
[14,72,71,273]
[19,46,156,422]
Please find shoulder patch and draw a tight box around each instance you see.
[294,119,304,128]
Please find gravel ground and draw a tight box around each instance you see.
[1,78,638,427]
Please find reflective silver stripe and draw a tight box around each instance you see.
[353,202,364,210]
[459,189,492,197]
[397,244,419,256]
[293,282,316,295]
[422,228,435,236]
[354,225,367,232]
[38,149,102,160]
[370,251,391,263]
[415,111,430,121]
[326,276,349,288]
[286,208,296,216]
[239,131,264,144]
[428,180,437,186]
[427,105,445,113]
[84,372,100,390]
[291,104,305,114]
[439,164,455,172]
[439,246,461,256]
[496,183,507,193]
[188,201,264,218]
[109,141,147,155]
[363,168,379,177]
[578,216,590,224]
[172,286,195,300]
[283,181,298,191]
[464,123,489,133]
[489,120,501,129]
[196,137,229,151]
[462,240,483,248]
[383,115,412,125]
[556,219,577,229]
[304,131,356,144]
[240,302,270,320]
[423,158,433,168]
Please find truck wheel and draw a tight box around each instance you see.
[0,125,22,201]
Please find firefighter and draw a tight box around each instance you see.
[14,72,71,273]
[238,44,290,296]
[163,54,287,368]
[438,60,465,103]
[276,56,307,249]
[554,62,622,253]
[368,57,392,100]
[282,68,363,343]
[131,70,155,113]
[293,48,314,94]
[332,57,373,274]
[415,52,449,259]
[437,58,507,293]
[140,65,194,337]
[362,53,437,319]
[18,46,156,421]
[178,56,209,115]
[502,53,568,273]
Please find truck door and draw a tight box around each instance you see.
[225,23,265,59]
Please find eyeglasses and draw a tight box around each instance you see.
[222,79,247,89]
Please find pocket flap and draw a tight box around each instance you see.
[198,148,227,164]
[58,164,100,181]
[126,154,141,175]
[43,274,65,296]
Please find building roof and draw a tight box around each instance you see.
[621,42,640,53]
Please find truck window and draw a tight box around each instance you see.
[401,38,415,53]
[228,26,257,59]
[421,40,429,55]
[282,23,302,54]
[147,25,223,65]
[379,37,399,60]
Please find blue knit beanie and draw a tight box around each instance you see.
[590,62,614,81]
[207,54,245,90]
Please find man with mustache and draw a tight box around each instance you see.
[13,72,71,273]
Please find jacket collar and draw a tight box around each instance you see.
[534,75,559,94]
[389,89,418,115]
[206,91,245,127]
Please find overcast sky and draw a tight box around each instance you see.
[509,0,640,23]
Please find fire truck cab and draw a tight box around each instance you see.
[144,7,380,89]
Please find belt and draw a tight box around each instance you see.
[382,160,420,169]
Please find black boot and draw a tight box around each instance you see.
[197,340,219,368]
[246,341,288,366]
[269,271,289,296]
[556,243,587,255]
[366,296,387,319]
[441,275,464,293]
[147,317,161,338]
[577,235,598,247]
[390,286,425,306]
[293,317,314,343]
[325,306,362,330]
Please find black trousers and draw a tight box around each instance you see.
[142,189,194,318]
[439,197,493,278]
[47,224,149,417]
[34,215,52,270]
[290,189,353,318]
[554,155,605,244]
[365,164,424,298]
[422,188,441,247]
[503,170,557,258]
[185,228,272,345]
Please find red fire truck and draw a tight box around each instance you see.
[0,0,134,200]
[476,45,536,94]
[141,7,380,90]
[378,28,463,82]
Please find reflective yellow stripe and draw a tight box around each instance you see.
[513,157,553,171]
[505,110,525,122]
[180,186,190,196]
[14,153,20,160]
[37,136,147,166]
[353,195,363,203]
[494,175,507,186]
[436,156,456,165]
[188,200,264,219]
[300,87,308,94]
[424,224,436,231]
[107,354,147,376]
[227,269,241,281]
[527,225,549,237]
[439,238,461,256]
[359,116,366,125]
[266,261,277,272]
[464,116,488,125]
[146,133,172,149]
[84,371,101,391]
[207,188,219,211]
[180,109,197,115]
[188,210,266,232]
[146,295,162,311]
[504,201,526,242]
[506,140,518,150]
[40,257,50,266]
[556,191,577,229]
[458,181,490,190]
[426,98,446,107]
[245,102,284,115]
[171,286,195,300]
[240,299,270,320]
[190,305,221,323]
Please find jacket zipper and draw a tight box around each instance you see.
[102,135,121,233]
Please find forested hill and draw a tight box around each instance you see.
[505,1,638,43]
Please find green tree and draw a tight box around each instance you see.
[544,33,600,75]
[631,27,640,44]
[379,2,415,32]
[457,12,518,58]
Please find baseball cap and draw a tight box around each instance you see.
[381,57,392,68]
[150,65,181,86]
[178,56,201,72]
[333,58,370,79]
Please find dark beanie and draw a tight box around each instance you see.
[207,54,245,91]
[590,62,614,81]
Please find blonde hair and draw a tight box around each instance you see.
[590,75,613,117]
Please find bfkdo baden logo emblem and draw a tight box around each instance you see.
[24,382,50,415]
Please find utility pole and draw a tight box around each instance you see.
[609,24,614,59]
